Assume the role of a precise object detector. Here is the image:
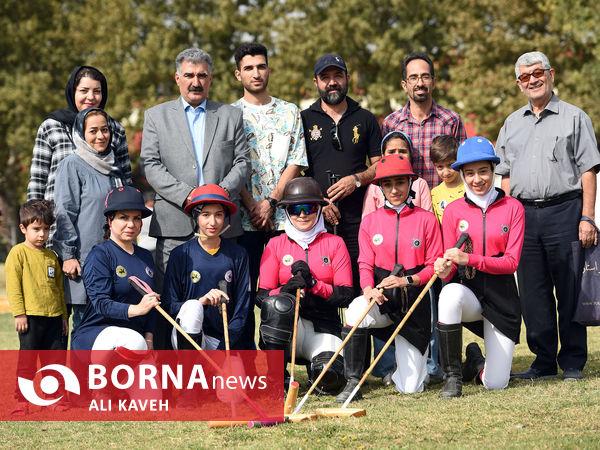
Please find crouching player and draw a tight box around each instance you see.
[162,185,252,350]
[338,155,442,402]
[434,137,525,397]
[257,177,353,394]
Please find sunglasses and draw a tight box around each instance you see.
[517,68,549,83]
[286,204,319,216]
[330,125,342,151]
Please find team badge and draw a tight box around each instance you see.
[439,200,448,211]
[190,270,201,283]
[47,266,55,278]
[501,224,509,234]
[224,270,233,283]
[310,125,322,141]
[322,256,331,266]
[458,220,469,232]
[145,266,154,278]
[116,266,127,278]
[411,237,422,248]
[372,234,383,246]
[352,125,360,144]
[283,254,294,266]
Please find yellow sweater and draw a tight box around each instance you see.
[431,181,466,225]
[5,243,67,319]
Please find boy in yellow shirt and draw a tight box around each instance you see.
[430,135,464,224]
[5,199,67,416]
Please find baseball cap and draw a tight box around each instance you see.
[314,54,347,76]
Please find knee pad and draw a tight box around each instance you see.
[259,293,295,346]
[177,300,204,334]
[176,318,203,350]
[310,351,345,395]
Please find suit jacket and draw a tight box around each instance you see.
[141,98,250,238]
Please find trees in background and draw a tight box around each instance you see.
[1,0,598,253]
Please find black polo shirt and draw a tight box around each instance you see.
[301,97,381,224]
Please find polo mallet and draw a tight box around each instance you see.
[218,280,237,417]
[127,276,271,422]
[340,232,470,407]
[284,287,302,415]
[326,170,341,235]
[292,263,404,415]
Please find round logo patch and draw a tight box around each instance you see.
[411,237,422,248]
[372,234,383,246]
[322,256,331,266]
[224,270,233,283]
[282,254,294,266]
[190,270,201,283]
[501,224,509,234]
[145,266,154,278]
[116,266,127,278]
[310,125,322,141]
[458,220,469,232]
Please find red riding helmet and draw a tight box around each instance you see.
[184,184,237,215]
[371,154,418,185]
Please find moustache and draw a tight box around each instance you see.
[189,86,204,92]
[326,85,341,93]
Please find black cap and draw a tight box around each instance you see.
[104,186,152,218]
[314,54,347,76]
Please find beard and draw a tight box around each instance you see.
[410,87,429,103]
[318,83,348,105]
[243,75,269,95]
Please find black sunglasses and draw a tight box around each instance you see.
[330,125,342,151]
[286,204,319,216]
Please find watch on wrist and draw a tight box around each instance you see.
[405,275,414,286]
[352,174,361,188]
[267,197,278,209]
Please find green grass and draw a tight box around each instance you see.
[0,310,599,449]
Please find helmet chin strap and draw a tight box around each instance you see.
[194,223,231,238]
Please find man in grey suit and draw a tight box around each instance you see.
[141,48,250,349]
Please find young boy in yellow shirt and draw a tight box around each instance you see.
[5,199,67,416]
[430,135,464,224]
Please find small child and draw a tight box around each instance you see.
[430,135,464,224]
[362,131,432,218]
[5,199,68,416]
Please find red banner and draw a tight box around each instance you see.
[1,350,284,421]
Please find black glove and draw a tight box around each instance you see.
[281,275,306,295]
[291,260,315,288]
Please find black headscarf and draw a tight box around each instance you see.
[47,65,108,126]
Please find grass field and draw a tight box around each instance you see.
[0,309,598,449]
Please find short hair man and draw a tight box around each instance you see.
[301,54,382,292]
[232,42,307,309]
[141,47,250,349]
[496,51,600,381]
[382,52,467,188]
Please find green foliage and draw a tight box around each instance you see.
[1,0,599,251]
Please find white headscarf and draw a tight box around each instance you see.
[461,170,498,212]
[283,207,327,250]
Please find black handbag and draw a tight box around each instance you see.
[571,224,600,326]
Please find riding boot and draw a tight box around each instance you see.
[437,323,463,398]
[336,327,369,403]
[462,342,485,384]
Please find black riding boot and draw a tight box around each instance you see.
[336,327,369,403]
[462,342,485,384]
[437,323,463,398]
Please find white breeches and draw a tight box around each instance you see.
[438,283,515,390]
[295,317,342,361]
[170,300,220,350]
[346,296,428,394]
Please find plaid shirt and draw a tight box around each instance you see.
[382,101,466,188]
[27,117,132,202]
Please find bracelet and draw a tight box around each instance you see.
[581,216,597,228]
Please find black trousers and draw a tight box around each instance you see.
[326,221,361,297]
[517,197,587,372]
[16,315,65,400]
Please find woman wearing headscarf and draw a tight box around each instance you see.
[53,107,124,332]
[257,177,353,395]
[434,137,525,398]
[27,65,132,207]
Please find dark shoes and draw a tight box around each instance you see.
[510,367,557,381]
[562,368,583,381]
[462,343,485,383]
[381,372,394,387]
[336,378,362,403]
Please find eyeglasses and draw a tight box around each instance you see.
[517,68,549,83]
[286,204,319,216]
[330,125,342,151]
[406,73,432,84]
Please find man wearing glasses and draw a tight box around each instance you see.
[382,52,466,188]
[496,51,600,381]
[301,54,382,293]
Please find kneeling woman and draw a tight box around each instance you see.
[434,137,524,397]
[162,185,252,350]
[257,177,353,394]
[72,186,158,350]
[339,155,442,402]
